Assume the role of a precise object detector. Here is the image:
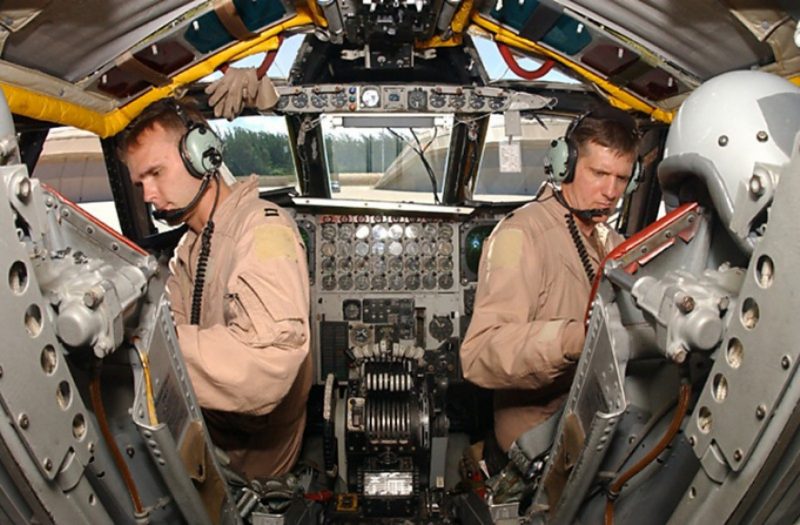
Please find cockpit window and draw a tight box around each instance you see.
[211,115,299,191]
[473,114,569,202]
[320,114,452,204]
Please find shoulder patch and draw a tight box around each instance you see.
[487,228,523,270]
[253,224,298,262]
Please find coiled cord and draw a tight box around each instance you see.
[189,173,221,325]
[565,212,596,283]
[190,219,214,325]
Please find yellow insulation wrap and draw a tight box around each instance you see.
[1,11,315,138]
[471,14,674,124]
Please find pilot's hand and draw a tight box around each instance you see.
[205,67,260,121]
[563,320,586,362]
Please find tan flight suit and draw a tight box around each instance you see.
[460,184,622,452]
[167,176,312,480]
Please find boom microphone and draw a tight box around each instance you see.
[552,189,610,221]
[152,172,214,224]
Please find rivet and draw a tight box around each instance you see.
[43,458,52,471]
[718,135,728,146]
[18,414,29,429]
[756,404,766,420]
[733,449,743,461]
[756,130,768,142]
[677,295,696,314]
[688,435,696,446]
[782,355,791,370]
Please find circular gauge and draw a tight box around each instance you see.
[422,256,436,271]
[449,94,465,109]
[321,242,335,257]
[355,224,371,240]
[339,223,355,240]
[388,241,403,256]
[338,274,354,290]
[344,301,360,320]
[469,94,484,110]
[406,257,420,272]
[389,274,404,290]
[372,224,388,241]
[424,223,438,239]
[292,92,308,108]
[407,88,428,111]
[338,257,353,272]
[352,326,370,345]
[371,242,385,257]
[337,241,350,257]
[388,256,403,273]
[438,224,453,239]
[405,242,419,257]
[438,256,453,272]
[372,258,386,273]
[332,91,348,108]
[311,93,328,109]
[406,274,421,290]
[355,241,370,257]
[322,224,337,240]
[439,273,454,290]
[405,223,421,239]
[389,224,404,240]
[429,315,454,341]
[355,273,370,290]
[423,273,437,290]
[437,240,453,256]
[355,257,369,271]
[276,96,289,110]
[322,275,336,290]
[420,241,435,256]
[321,257,335,273]
[360,87,381,108]
[430,91,446,109]
[489,96,505,111]
[371,275,387,290]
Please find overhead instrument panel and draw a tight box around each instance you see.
[275,84,546,114]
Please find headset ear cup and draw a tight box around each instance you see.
[180,124,224,179]
[545,137,572,183]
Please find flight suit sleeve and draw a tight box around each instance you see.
[460,224,585,390]
[176,218,310,416]
[166,257,188,326]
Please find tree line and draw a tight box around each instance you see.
[221,128,406,177]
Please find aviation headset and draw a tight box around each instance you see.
[171,100,224,179]
[544,106,643,195]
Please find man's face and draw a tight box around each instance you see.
[563,140,636,223]
[125,122,202,221]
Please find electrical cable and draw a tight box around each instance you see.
[566,211,596,284]
[135,346,159,425]
[604,381,691,525]
[90,362,145,516]
[387,127,441,204]
[190,174,221,325]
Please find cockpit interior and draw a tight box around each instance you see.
[2,1,800,524]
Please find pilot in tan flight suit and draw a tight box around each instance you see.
[460,107,641,473]
[121,97,312,481]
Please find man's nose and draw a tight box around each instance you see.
[602,176,620,199]
[141,181,158,205]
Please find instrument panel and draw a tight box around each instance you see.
[293,210,501,384]
[275,84,541,114]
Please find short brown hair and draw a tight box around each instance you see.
[117,98,206,161]
[571,107,640,158]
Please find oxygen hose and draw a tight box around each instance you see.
[604,381,691,525]
[90,363,145,516]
